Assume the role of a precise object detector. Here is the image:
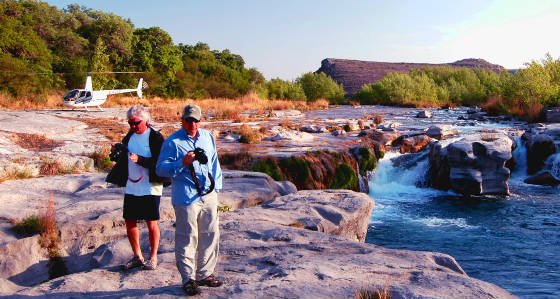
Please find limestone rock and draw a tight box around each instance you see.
[220,170,297,210]
[416,110,432,118]
[426,124,458,140]
[265,130,314,142]
[429,134,513,195]
[364,129,401,146]
[524,172,560,186]
[522,132,556,174]
[400,134,431,154]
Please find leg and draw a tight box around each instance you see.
[174,202,202,284]
[125,220,144,260]
[195,192,220,281]
[146,220,160,262]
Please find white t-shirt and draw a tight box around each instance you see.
[125,128,163,196]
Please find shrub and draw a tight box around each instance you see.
[88,146,113,171]
[217,204,232,213]
[355,285,391,299]
[297,72,345,103]
[357,147,377,175]
[219,151,253,170]
[38,199,68,280]
[11,215,41,237]
[39,159,71,176]
[251,158,283,181]
[330,163,358,190]
[279,157,311,185]
[238,124,261,144]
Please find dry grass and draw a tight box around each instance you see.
[355,285,391,299]
[287,221,304,228]
[9,132,64,152]
[0,93,64,110]
[238,124,262,144]
[11,214,41,237]
[88,145,113,171]
[0,166,35,182]
[0,91,330,121]
[38,198,68,279]
[61,117,128,142]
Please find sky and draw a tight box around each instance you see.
[47,0,560,81]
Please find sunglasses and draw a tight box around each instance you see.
[128,120,142,126]
[183,117,200,123]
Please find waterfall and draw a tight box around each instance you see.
[369,152,449,202]
[511,136,528,180]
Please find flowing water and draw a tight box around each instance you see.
[366,135,560,298]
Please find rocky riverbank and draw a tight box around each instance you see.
[0,107,530,298]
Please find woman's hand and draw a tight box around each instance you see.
[129,153,139,163]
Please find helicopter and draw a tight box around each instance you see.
[62,73,144,111]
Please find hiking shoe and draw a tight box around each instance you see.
[142,259,157,270]
[182,279,201,296]
[197,274,223,287]
[121,256,144,270]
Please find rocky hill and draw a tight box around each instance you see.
[316,58,505,96]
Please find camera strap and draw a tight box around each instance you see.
[188,165,215,198]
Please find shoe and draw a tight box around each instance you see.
[121,256,144,270]
[182,279,201,296]
[197,274,223,287]
[142,259,157,270]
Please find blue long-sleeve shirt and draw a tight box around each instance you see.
[156,128,222,206]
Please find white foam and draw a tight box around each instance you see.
[413,216,477,229]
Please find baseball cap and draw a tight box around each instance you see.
[182,104,201,122]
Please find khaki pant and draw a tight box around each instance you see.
[173,191,219,283]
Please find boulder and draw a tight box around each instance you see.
[400,134,431,154]
[220,170,297,210]
[378,122,402,131]
[270,110,302,118]
[331,129,346,136]
[544,107,560,123]
[426,124,458,140]
[265,130,314,142]
[226,189,374,242]
[364,129,401,146]
[429,134,513,195]
[524,172,560,186]
[416,110,432,118]
[300,125,328,133]
[522,132,556,174]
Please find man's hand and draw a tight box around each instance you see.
[182,152,196,166]
[129,153,139,163]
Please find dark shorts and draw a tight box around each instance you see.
[123,194,161,221]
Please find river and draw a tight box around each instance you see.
[363,109,560,298]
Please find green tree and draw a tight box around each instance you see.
[297,72,345,103]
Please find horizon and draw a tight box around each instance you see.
[46,0,560,80]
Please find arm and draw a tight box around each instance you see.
[209,134,222,192]
[137,131,164,169]
[156,139,185,178]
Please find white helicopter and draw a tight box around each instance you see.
[62,74,144,111]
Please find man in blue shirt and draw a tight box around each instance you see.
[156,104,223,296]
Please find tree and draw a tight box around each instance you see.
[297,72,345,103]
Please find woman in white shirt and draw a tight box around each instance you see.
[112,106,169,271]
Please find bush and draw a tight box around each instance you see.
[357,147,377,175]
[279,157,311,185]
[238,124,261,144]
[11,215,41,237]
[251,158,283,181]
[298,72,345,103]
[330,163,358,190]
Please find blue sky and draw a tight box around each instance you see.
[47,0,560,80]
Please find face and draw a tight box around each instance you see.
[128,117,147,134]
[181,118,200,137]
